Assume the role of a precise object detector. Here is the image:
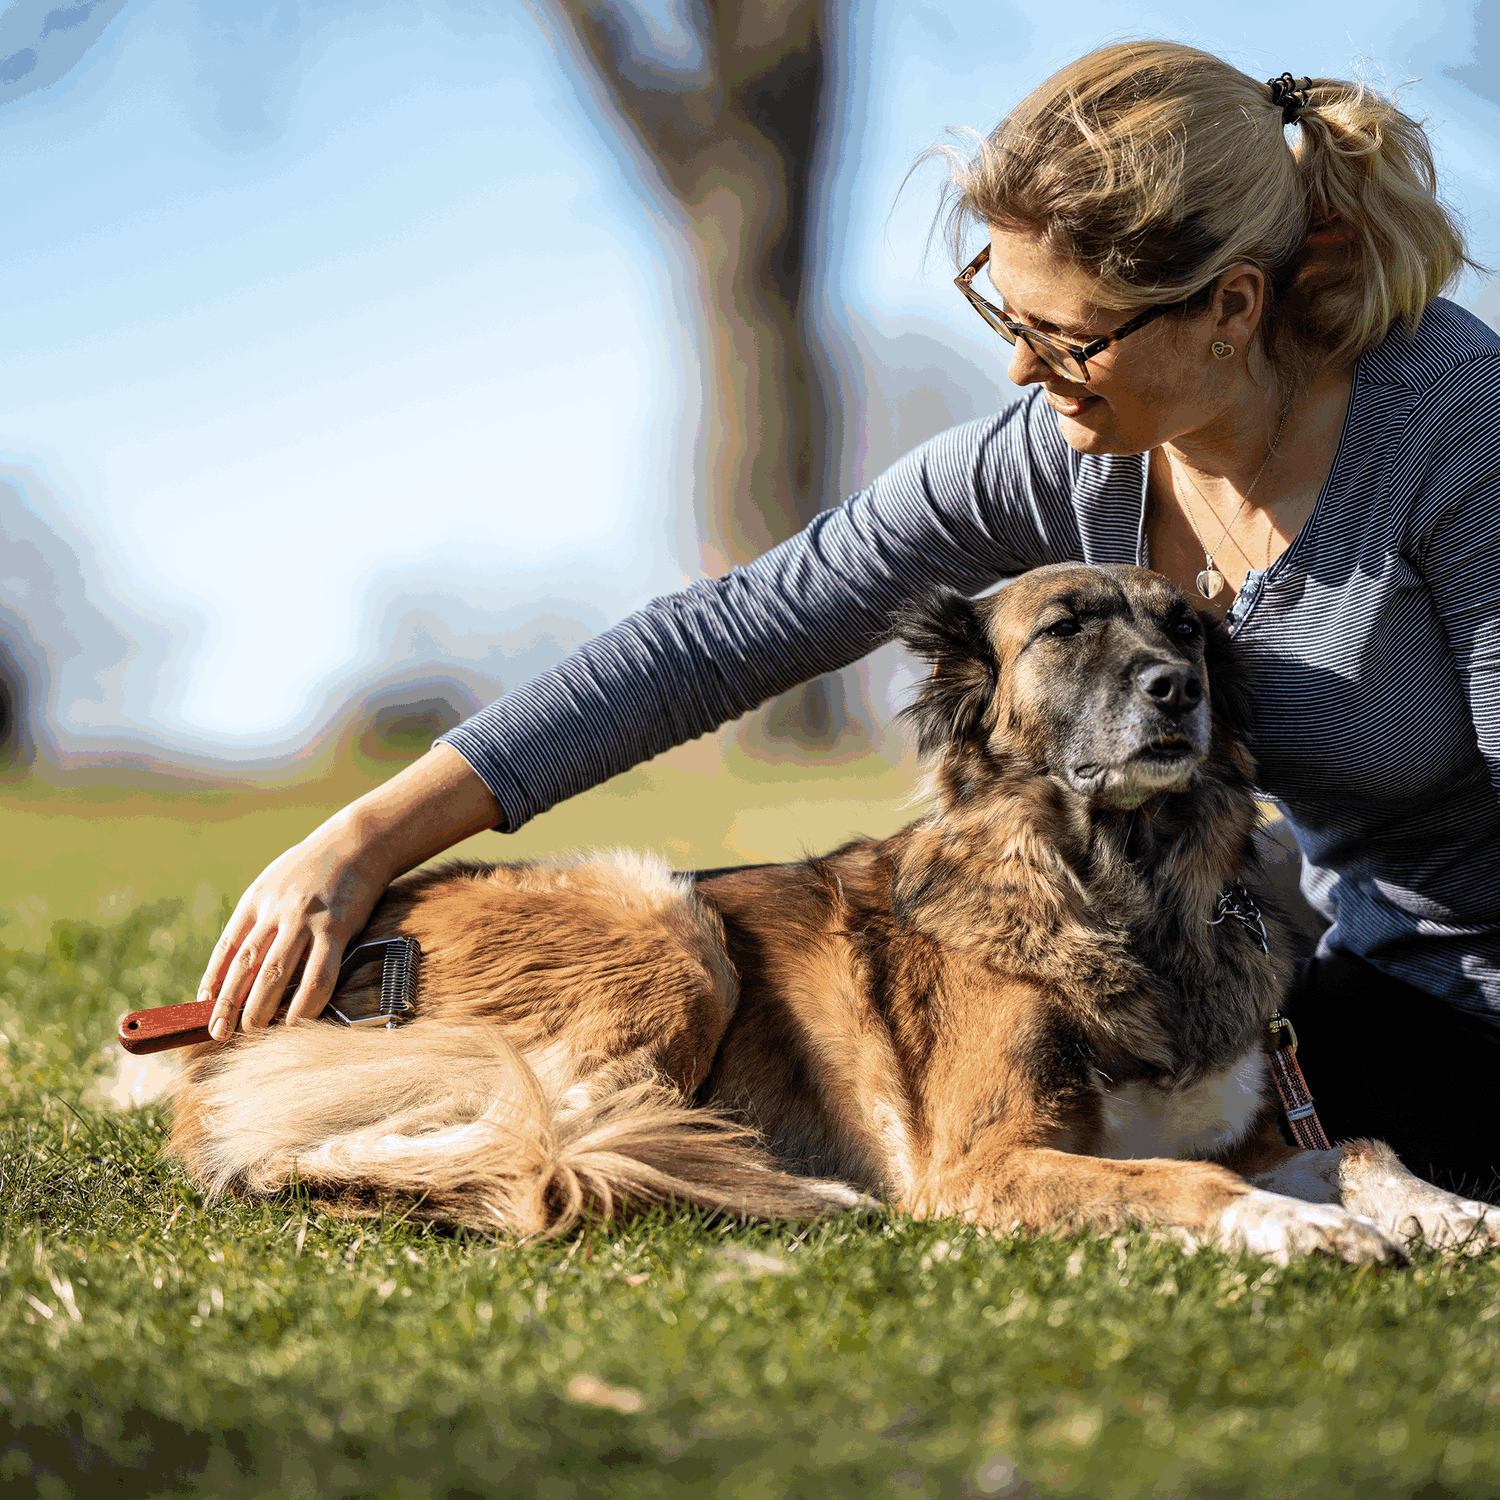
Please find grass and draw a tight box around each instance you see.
[0,742,917,951]
[5,773,1500,1497]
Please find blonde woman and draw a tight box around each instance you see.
[198,43,1500,1189]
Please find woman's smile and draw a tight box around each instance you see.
[1042,385,1101,419]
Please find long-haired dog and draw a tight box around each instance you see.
[171,565,1499,1263]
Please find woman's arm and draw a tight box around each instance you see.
[201,743,499,1037]
[442,395,1080,830]
[196,394,1080,1032]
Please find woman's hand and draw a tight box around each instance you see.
[200,819,389,1038]
[198,743,503,1039]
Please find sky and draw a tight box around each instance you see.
[2,0,1497,760]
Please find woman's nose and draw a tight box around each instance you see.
[1007,337,1052,387]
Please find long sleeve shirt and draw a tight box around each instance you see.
[443,298,1500,1020]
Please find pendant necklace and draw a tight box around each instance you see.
[1176,409,1289,601]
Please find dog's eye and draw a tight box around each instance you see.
[1044,619,1081,639]
[1172,618,1201,640]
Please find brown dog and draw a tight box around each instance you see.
[171,564,1500,1262]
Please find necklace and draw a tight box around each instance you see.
[1176,409,1289,600]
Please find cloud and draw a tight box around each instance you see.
[0,0,127,107]
[1445,0,1500,109]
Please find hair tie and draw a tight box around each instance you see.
[1267,72,1313,126]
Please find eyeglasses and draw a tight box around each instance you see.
[954,244,1180,385]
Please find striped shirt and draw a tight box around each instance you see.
[443,298,1500,1020]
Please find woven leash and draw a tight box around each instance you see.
[1210,883,1332,1150]
[1266,1013,1332,1150]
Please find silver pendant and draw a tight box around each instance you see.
[1196,567,1225,600]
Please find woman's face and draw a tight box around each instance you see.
[984,226,1238,455]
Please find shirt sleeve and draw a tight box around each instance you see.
[440,388,1081,831]
[1410,353,1500,800]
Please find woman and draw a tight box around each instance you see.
[197,43,1500,1187]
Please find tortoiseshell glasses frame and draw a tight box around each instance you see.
[955,243,1185,384]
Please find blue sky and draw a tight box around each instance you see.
[2,0,1497,754]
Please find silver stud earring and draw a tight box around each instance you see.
[1212,341,1234,360]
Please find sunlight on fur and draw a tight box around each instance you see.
[172,1016,865,1237]
[165,569,1500,1262]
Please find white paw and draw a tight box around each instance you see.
[1338,1146,1500,1256]
[1376,1191,1500,1255]
[1213,1189,1405,1266]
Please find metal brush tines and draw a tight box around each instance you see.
[377,936,419,1028]
[326,936,420,1029]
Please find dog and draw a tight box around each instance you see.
[170,564,1500,1264]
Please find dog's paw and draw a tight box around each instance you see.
[1337,1141,1500,1256]
[1212,1189,1406,1267]
[1352,1185,1500,1255]
[1401,1198,1500,1255]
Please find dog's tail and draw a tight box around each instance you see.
[169,1019,866,1235]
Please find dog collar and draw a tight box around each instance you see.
[1207,881,1268,953]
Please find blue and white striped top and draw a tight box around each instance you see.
[443,298,1500,1019]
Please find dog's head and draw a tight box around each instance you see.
[898,564,1251,813]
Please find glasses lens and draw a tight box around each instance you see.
[1026,336,1089,385]
[962,287,1016,345]
[961,279,1091,384]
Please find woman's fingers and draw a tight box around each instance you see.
[238,925,311,1032]
[192,748,499,1045]
[286,935,344,1026]
[208,918,275,1039]
[199,901,257,1010]
[204,914,345,1040]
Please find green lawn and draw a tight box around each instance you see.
[5,767,1500,1497]
[0,745,917,952]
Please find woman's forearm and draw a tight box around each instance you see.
[337,742,505,881]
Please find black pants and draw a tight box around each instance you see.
[1284,951,1500,1197]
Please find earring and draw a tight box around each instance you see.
[1211,341,1234,360]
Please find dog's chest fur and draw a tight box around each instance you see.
[704,820,1283,1187]
[893,802,1282,1070]
[1092,1048,1268,1161]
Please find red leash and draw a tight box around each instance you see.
[1209,883,1333,1151]
[1266,1013,1332,1151]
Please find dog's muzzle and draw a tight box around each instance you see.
[1066,660,1211,810]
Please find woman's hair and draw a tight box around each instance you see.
[940,41,1477,394]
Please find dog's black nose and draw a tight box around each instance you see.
[1136,662,1203,715]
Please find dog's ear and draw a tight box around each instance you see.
[894,590,1000,754]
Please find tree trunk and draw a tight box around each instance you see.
[548,0,832,570]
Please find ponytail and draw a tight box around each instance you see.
[1285,77,1473,368]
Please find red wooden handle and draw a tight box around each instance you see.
[118,999,215,1054]
[116,941,409,1054]
[117,999,287,1054]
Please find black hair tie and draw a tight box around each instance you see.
[1267,72,1313,125]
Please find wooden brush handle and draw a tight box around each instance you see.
[117,938,415,1054]
[117,999,287,1055]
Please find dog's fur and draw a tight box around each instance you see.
[172,565,1500,1263]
